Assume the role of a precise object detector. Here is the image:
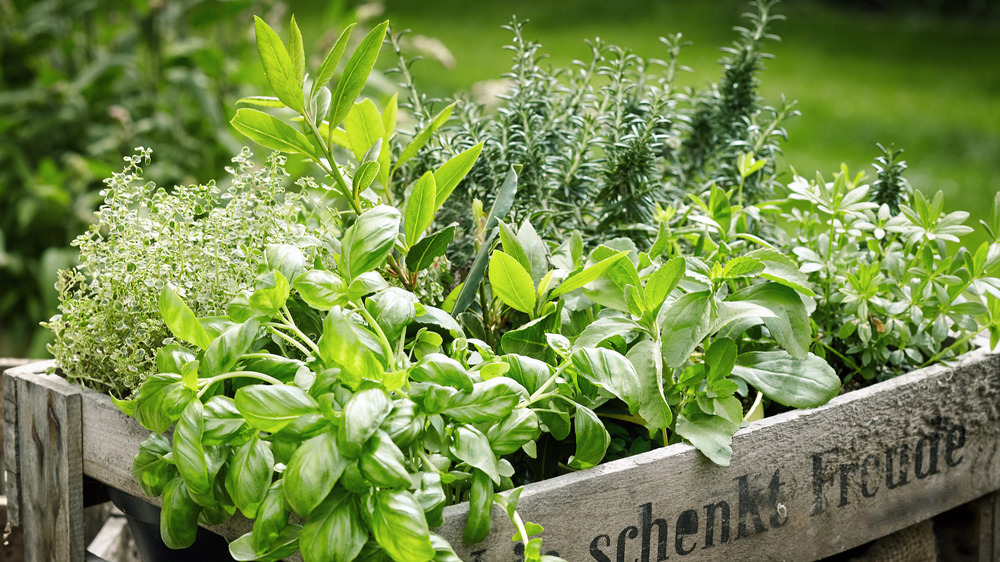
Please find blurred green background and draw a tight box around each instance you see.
[1,0,998,358]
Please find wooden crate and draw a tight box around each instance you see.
[4,347,1000,561]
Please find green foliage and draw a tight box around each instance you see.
[0,0,260,356]
[45,149,329,395]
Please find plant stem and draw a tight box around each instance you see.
[921,327,985,368]
[266,325,314,357]
[197,370,283,398]
[355,304,396,369]
[278,305,321,355]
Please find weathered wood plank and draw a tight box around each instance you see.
[13,368,85,562]
[437,348,1000,561]
[3,365,22,524]
[976,491,1000,562]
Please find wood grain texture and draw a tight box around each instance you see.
[12,368,85,562]
[977,491,1000,562]
[3,366,21,524]
[437,348,1000,561]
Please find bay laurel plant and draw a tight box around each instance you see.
[98,13,849,561]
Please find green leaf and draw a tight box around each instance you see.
[489,251,536,314]
[231,525,301,562]
[236,96,285,108]
[293,269,347,310]
[568,405,610,469]
[172,400,221,499]
[234,384,319,433]
[266,244,306,284]
[359,430,412,488]
[132,434,176,498]
[658,291,713,368]
[284,431,348,517]
[452,167,518,315]
[442,378,526,424]
[463,470,494,545]
[253,16,304,113]
[202,396,252,446]
[156,344,197,375]
[406,225,455,272]
[249,270,290,318]
[366,287,418,341]
[434,143,484,209]
[573,317,642,350]
[352,161,380,197]
[626,339,672,430]
[312,23,355,100]
[581,246,642,311]
[287,16,305,86]
[330,21,389,127]
[487,409,540,455]
[201,320,259,378]
[410,354,474,392]
[395,102,457,170]
[405,172,437,246]
[675,413,739,466]
[160,477,202,549]
[317,307,385,387]
[646,257,686,312]
[732,351,841,408]
[300,492,366,562]
[253,481,291,553]
[341,205,401,282]
[747,249,815,296]
[159,284,212,350]
[571,347,641,413]
[226,434,274,518]
[498,220,532,277]
[134,373,196,433]
[551,251,629,298]
[517,220,549,285]
[451,425,500,484]
[500,314,553,359]
[719,256,765,280]
[232,108,321,160]
[371,490,436,562]
[728,283,812,360]
[340,388,393,457]
[344,98,386,162]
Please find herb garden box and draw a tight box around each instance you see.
[6,344,1000,561]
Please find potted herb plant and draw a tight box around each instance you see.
[5,3,1000,561]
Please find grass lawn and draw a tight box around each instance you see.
[288,0,1000,245]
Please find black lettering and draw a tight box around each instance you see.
[914,433,941,479]
[702,501,730,548]
[861,454,880,498]
[470,549,487,562]
[735,474,767,538]
[675,510,698,555]
[838,463,857,507]
[945,425,966,467]
[617,526,638,562]
[768,469,788,528]
[885,444,911,489]
[641,502,669,561]
[590,535,612,562]
[810,448,838,515]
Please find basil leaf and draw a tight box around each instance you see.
[265,244,305,284]
[366,287,418,341]
[463,469,494,545]
[341,205,401,282]
[500,314,552,359]
[501,354,553,395]
[414,473,447,528]
[371,490,436,562]
[409,353,474,392]
[134,373,195,433]
[240,355,306,384]
[573,317,643,350]
[729,283,813,360]
[235,384,319,433]
[293,269,348,310]
[231,525,301,562]
[747,248,815,296]
[658,291,713,368]
[442,378,526,425]
[359,430,412,488]
[316,307,384,387]
[172,400,223,500]
[568,404,610,469]
[132,434,176,498]
[450,425,500,484]
[487,409,540,455]
[201,319,259,378]
[160,476,202,549]
[156,344,196,375]
[626,339,672,430]
[249,270,290,318]
[159,284,211,350]
[340,388,392,457]
[226,434,274,518]
[252,480,291,553]
[300,491,367,562]
[284,431,348,517]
